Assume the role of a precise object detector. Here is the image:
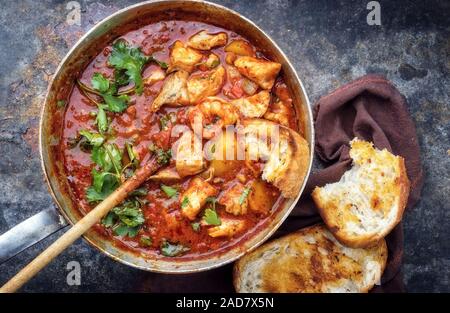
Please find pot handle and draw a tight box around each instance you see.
[0,208,68,264]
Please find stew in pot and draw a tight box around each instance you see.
[61,20,308,259]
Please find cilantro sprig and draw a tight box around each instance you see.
[108,39,166,95]
[160,240,190,257]
[101,199,145,237]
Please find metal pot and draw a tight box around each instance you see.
[1,0,314,273]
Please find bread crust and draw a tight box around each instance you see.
[233,224,388,293]
[241,119,310,199]
[312,141,410,248]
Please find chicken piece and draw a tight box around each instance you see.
[180,177,218,220]
[144,69,166,86]
[234,56,281,90]
[187,66,226,104]
[208,218,246,238]
[151,70,190,112]
[218,182,250,216]
[263,100,291,127]
[231,90,270,118]
[175,131,205,178]
[168,40,203,73]
[187,30,228,50]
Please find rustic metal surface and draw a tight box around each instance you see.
[0,0,448,292]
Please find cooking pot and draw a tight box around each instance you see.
[0,0,314,273]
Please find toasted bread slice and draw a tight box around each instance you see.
[312,138,410,248]
[233,224,387,293]
[242,119,310,198]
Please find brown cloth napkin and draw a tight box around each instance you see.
[137,75,423,293]
[278,74,424,292]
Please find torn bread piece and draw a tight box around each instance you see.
[234,56,281,90]
[187,30,228,50]
[150,70,190,112]
[312,138,410,248]
[234,224,388,293]
[242,119,310,198]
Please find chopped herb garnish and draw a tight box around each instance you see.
[140,236,153,247]
[203,208,221,226]
[91,72,110,93]
[191,222,201,232]
[79,130,105,147]
[95,104,108,133]
[57,100,66,108]
[91,73,130,113]
[149,143,172,165]
[159,112,176,131]
[181,196,190,208]
[108,40,149,95]
[86,143,123,203]
[239,186,251,205]
[101,199,145,238]
[160,240,190,257]
[161,184,178,198]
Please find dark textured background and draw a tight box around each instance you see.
[0,0,448,292]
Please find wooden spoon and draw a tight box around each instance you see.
[0,158,159,293]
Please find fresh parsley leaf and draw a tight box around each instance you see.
[140,236,152,247]
[91,73,110,93]
[161,184,178,198]
[181,196,190,209]
[114,224,140,237]
[239,187,251,205]
[109,40,149,95]
[101,212,117,228]
[101,200,145,238]
[114,69,130,87]
[159,113,176,131]
[86,171,119,202]
[91,144,122,174]
[149,143,172,165]
[112,203,145,227]
[57,100,66,108]
[79,130,105,147]
[203,208,221,226]
[91,72,130,113]
[191,222,201,232]
[160,240,190,257]
[103,93,129,113]
[91,168,116,193]
[96,104,108,133]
